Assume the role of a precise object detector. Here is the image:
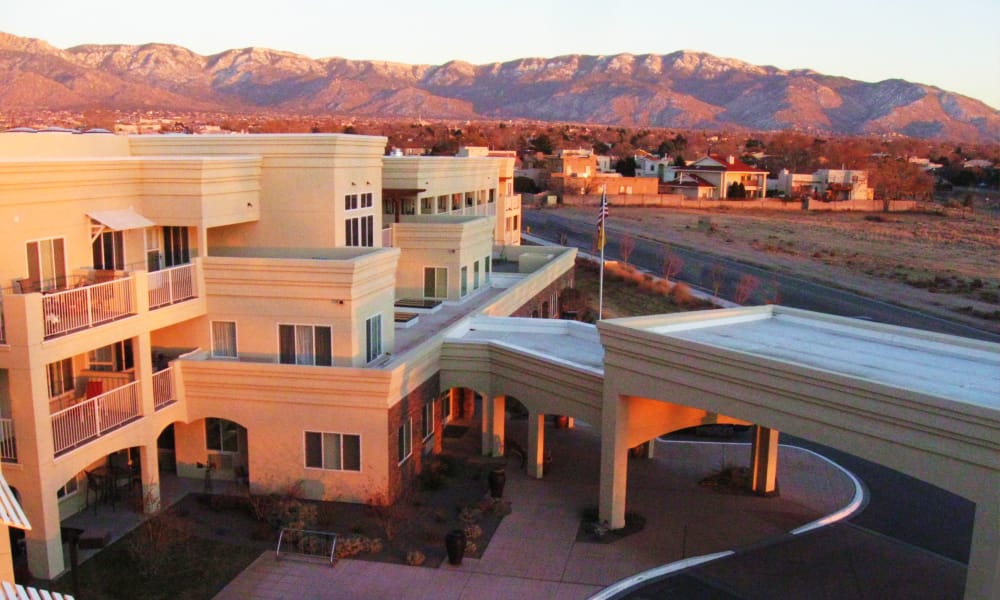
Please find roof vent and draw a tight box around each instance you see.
[727,155,735,165]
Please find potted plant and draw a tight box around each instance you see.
[445,529,466,565]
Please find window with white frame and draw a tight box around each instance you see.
[441,392,451,422]
[365,314,382,363]
[423,267,447,299]
[211,321,238,359]
[422,400,435,440]
[397,418,412,464]
[88,340,134,372]
[344,193,359,210]
[484,256,491,283]
[92,230,125,271]
[305,431,361,471]
[460,266,468,297]
[279,324,332,366]
[473,260,480,290]
[345,215,375,247]
[26,237,67,292]
[56,474,79,499]
[421,197,432,213]
[361,192,374,208]
[206,418,239,453]
[437,196,447,212]
[47,358,73,398]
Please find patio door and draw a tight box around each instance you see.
[26,238,67,291]
[163,226,190,267]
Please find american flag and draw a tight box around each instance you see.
[596,186,608,250]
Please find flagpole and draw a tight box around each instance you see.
[598,184,606,320]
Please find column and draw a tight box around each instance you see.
[480,394,505,458]
[966,489,999,600]
[526,413,545,479]
[750,425,779,496]
[139,442,161,514]
[21,484,64,579]
[599,394,629,529]
[0,524,14,582]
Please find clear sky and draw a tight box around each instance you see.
[6,0,1000,109]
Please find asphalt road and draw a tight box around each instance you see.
[524,209,1000,343]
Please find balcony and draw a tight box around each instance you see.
[148,263,198,310]
[0,418,16,463]
[0,298,6,344]
[42,277,135,339]
[153,367,176,410]
[51,379,141,456]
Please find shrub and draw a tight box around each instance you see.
[672,282,694,305]
[406,550,426,566]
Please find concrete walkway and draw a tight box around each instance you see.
[215,420,859,600]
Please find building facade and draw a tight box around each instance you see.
[0,131,572,580]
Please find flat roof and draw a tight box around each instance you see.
[636,308,1000,411]
[457,319,604,372]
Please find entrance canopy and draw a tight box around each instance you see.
[87,208,155,231]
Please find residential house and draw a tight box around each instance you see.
[662,155,768,199]
[773,168,872,201]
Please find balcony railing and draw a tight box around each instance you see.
[0,418,16,463]
[51,380,141,455]
[153,367,176,410]
[42,277,135,339]
[0,299,5,344]
[149,263,198,309]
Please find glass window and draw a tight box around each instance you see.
[26,238,67,291]
[305,431,361,471]
[397,418,412,464]
[206,418,239,453]
[473,260,480,290]
[460,266,468,297]
[484,256,491,282]
[422,401,435,440]
[163,226,190,267]
[366,314,382,363]
[279,324,332,366]
[423,267,447,298]
[211,321,237,359]
[47,358,73,398]
[92,230,125,271]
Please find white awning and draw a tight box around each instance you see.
[2,581,73,600]
[87,208,155,231]
[0,473,29,530]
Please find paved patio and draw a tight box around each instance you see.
[214,419,859,600]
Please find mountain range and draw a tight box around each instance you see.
[2,32,998,142]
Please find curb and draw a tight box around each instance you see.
[587,440,866,600]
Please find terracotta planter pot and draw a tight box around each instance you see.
[445,529,466,565]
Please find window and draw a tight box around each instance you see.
[26,238,66,291]
[421,197,432,213]
[423,267,447,298]
[57,474,79,500]
[145,228,162,272]
[163,226,190,267]
[465,193,474,207]
[305,431,361,471]
[541,301,550,319]
[346,215,375,247]
[473,260,480,290]
[366,314,382,363]
[422,401,435,440]
[442,392,452,422]
[361,192,373,208]
[451,194,461,211]
[47,358,73,398]
[402,199,415,215]
[345,193,359,211]
[211,321,237,359]
[488,189,495,203]
[484,256,491,283]
[279,325,332,366]
[88,340,134,372]
[92,230,125,271]
[206,418,239,453]
[397,418,412,464]
[460,266,468,297]
[437,196,447,212]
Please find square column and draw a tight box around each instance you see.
[139,443,161,513]
[967,489,999,600]
[481,395,505,458]
[750,425,779,496]
[526,413,545,479]
[599,394,629,529]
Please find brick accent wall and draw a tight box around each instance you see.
[508,271,575,319]
[386,372,439,501]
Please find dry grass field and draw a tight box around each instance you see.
[551,205,1000,333]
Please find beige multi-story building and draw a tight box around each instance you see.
[0,131,570,580]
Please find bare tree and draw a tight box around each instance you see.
[733,274,760,304]
[709,263,726,300]
[619,235,636,265]
[662,251,684,282]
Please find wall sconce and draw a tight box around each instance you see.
[246,202,253,208]
[351,182,357,186]
[448,249,457,254]
[332,299,345,305]
[366,181,371,185]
